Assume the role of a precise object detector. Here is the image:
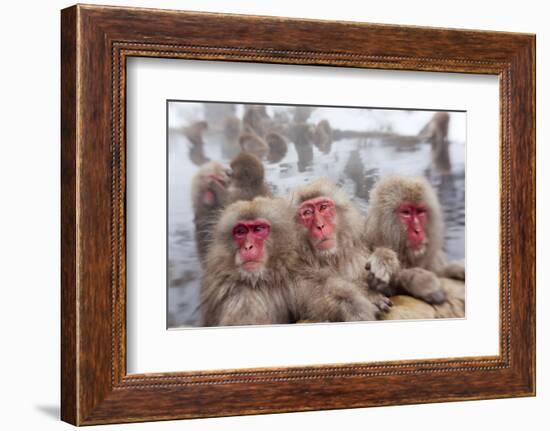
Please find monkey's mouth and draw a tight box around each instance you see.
[408,237,427,250]
[408,243,427,258]
[315,237,336,251]
[241,260,263,271]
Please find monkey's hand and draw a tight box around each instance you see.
[365,247,400,296]
[396,268,448,305]
[317,278,380,322]
[366,290,393,314]
[206,174,229,205]
[441,262,465,281]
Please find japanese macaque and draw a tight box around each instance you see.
[313,119,333,154]
[289,179,398,322]
[364,176,465,306]
[419,112,451,175]
[239,130,270,160]
[182,121,209,166]
[191,161,231,261]
[200,197,299,326]
[265,132,288,163]
[243,105,270,137]
[224,116,241,142]
[228,152,272,202]
[344,150,378,200]
[293,106,315,123]
[288,123,315,172]
[204,103,236,131]
[221,115,242,159]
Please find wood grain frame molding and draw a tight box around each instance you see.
[61,4,535,425]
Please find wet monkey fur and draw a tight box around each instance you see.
[365,175,465,308]
[200,198,299,326]
[191,161,232,262]
[227,152,272,202]
[289,179,398,322]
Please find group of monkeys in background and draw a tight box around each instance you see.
[183,104,453,176]
[182,104,335,171]
[191,153,465,327]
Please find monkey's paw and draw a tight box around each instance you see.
[444,262,465,281]
[401,268,448,305]
[374,295,393,314]
[365,271,392,297]
[365,248,400,284]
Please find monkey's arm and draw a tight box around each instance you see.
[440,262,465,281]
[300,276,380,322]
[394,267,448,304]
[431,251,465,281]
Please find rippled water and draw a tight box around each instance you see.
[167,105,465,328]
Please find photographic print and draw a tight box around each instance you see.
[168,101,466,328]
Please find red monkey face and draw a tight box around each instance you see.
[297,197,337,251]
[397,202,428,250]
[232,219,271,272]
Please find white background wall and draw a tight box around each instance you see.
[0,0,546,429]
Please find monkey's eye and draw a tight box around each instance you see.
[253,225,266,233]
[400,209,412,216]
[416,208,427,215]
[233,225,248,237]
[302,208,313,217]
[319,203,328,211]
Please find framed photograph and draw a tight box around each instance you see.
[61,4,535,425]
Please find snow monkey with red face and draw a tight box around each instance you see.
[200,197,299,326]
[364,176,464,309]
[289,179,398,322]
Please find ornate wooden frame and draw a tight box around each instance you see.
[61,4,535,425]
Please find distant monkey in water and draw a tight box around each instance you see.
[288,123,315,172]
[227,152,272,202]
[239,130,270,160]
[243,105,270,137]
[293,106,315,123]
[265,132,288,163]
[419,112,451,175]
[221,115,242,159]
[182,120,209,166]
[365,176,464,305]
[313,119,333,155]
